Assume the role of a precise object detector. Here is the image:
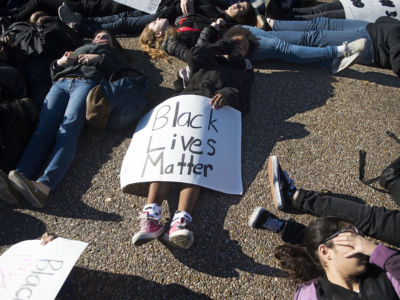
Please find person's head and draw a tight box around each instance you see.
[275,217,368,282]
[225,1,257,26]
[92,30,123,52]
[223,26,259,58]
[139,19,176,61]
[29,11,47,25]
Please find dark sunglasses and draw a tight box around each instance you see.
[320,225,362,245]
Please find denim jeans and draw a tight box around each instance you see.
[290,1,345,20]
[294,189,400,247]
[245,26,335,67]
[16,78,97,191]
[79,10,156,36]
[270,18,374,65]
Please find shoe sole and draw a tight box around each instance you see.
[0,174,19,204]
[248,206,265,228]
[169,230,193,249]
[268,156,283,210]
[8,172,45,208]
[132,227,164,246]
[332,52,360,74]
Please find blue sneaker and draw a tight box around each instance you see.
[268,156,296,210]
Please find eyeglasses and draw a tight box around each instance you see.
[319,225,362,245]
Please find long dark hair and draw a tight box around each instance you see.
[275,216,351,282]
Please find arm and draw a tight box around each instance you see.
[214,69,253,115]
[163,37,193,62]
[370,244,400,280]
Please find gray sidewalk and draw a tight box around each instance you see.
[1,37,399,300]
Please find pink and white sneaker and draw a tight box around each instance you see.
[168,217,194,249]
[132,212,164,246]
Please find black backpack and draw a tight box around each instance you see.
[359,131,400,206]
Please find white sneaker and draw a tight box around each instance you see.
[58,2,81,25]
[343,38,366,57]
[331,52,361,74]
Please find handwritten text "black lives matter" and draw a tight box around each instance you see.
[142,101,218,178]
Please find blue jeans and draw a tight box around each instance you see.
[245,26,336,67]
[16,78,97,191]
[270,17,374,65]
[78,10,156,36]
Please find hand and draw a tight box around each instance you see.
[333,232,377,258]
[35,16,51,27]
[1,34,13,43]
[180,0,194,14]
[78,54,102,66]
[216,18,226,27]
[56,51,77,68]
[210,93,226,109]
[40,232,57,246]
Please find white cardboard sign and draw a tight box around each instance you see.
[341,0,400,22]
[120,95,243,195]
[0,238,88,300]
[113,0,161,14]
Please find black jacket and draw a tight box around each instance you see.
[157,0,228,25]
[180,39,253,115]
[51,43,127,83]
[366,16,400,75]
[1,18,83,61]
[161,14,219,62]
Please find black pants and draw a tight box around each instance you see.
[290,1,345,20]
[293,189,400,246]
[9,0,130,21]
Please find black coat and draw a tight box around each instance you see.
[180,39,253,115]
[161,13,219,62]
[1,18,83,61]
[366,16,400,76]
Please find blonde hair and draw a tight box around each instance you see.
[139,24,177,62]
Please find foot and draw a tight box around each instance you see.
[343,38,366,57]
[0,170,22,204]
[331,52,361,74]
[58,2,81,25]
[248,207,285,233]
[268,156,297,210]
[8,170,49,208]
[132,212,164,246]
[168,217,194,249]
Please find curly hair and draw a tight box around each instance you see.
[275,216,352,282]
[139,24,177,62]
[223,25,259,57]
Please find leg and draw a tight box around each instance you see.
[290,1,343,16]
[16,79,70,180]
[246,27,335,66]
[36,78,96,191]
[293,190,400,247]
[292,10,345,20]
[147,181,170,206]
[272,17,369,32]
[78,13,155,36]
[177,184,201,214]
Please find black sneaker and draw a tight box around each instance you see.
[268,156,296,210]
[248,207,285,233]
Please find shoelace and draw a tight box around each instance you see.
[283,171,296,192]
[172,218,195,230]
[138,212,161,230]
